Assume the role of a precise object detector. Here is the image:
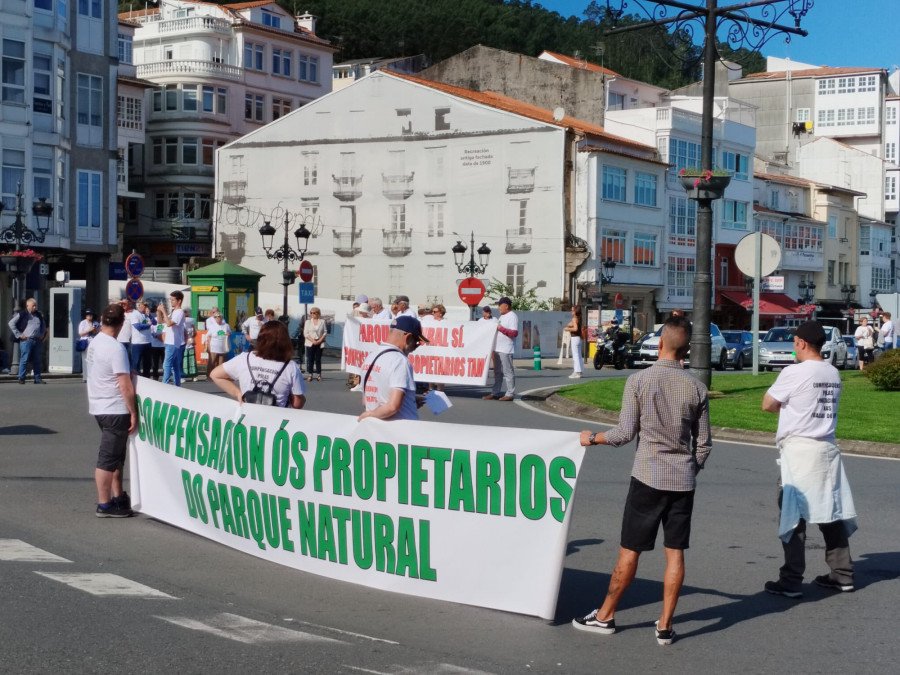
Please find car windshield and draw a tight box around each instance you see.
[763,328,794,342]
[842,336,854,346]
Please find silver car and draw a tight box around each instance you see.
[759,326,848,370]
[637,322,729,370]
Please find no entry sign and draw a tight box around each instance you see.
[457,277,486,306]
[298,260,314,282]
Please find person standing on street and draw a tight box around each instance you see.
[358,315,428,421]
[303,306,326,382]
[854,316,875,370]
[242,307,265,352]
[370,297,392,321]
[84,303,136,518]
[204,310,230,373]
[565,305,584,379]
[483,297,518,401]
[573,315,711,645]
[157,290,185,386]
[879,312,894,351]
[762,320,857,599]
[129,300,152,377]
[8,297,48,384]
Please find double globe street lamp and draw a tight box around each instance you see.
[451,232,491,320]
[258,212,311,322]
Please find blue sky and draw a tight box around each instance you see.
[539,0,898,71]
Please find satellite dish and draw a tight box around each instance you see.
[735,232,781,278]
[552,107,565,122]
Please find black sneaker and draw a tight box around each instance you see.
[814,574,854,592]
[96,502,134,518]
[765,580,803,598]
[655,621,675,646]
[112,492,131,511]
[571,610,615,634]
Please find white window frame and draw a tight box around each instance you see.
[76,169,102,242]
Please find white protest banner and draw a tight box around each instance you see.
[341,316,496,385]
[131,378,584,619]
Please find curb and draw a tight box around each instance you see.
[523,390,900,460]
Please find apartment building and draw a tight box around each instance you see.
[1,0,120,322]
[123,0,337,266]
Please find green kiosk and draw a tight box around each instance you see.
[185,260,263,366]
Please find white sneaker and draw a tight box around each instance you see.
[568,372,581,379]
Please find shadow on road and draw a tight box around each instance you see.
[854,550,900,588]
[0,425,58,436]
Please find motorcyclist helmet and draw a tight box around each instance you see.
[610,318,619,325]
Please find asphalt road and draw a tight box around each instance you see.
[2,360,898,674]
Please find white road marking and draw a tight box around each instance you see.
[157,612,343,645]
[344,665,495,675]
[35,572,177,598]
[0,539,71,562]
[287,619,399,645]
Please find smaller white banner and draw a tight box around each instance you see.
[762,276,785,291]
[341,317,496,385]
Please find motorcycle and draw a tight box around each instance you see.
[593,332,627,370]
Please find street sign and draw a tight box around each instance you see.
[761,275,784,291]
[298,260,314,282]
[614,292,624,309]
[457,277,486,305]
[125,279,144,302]
[125,252,145,278]
[298,282,315,304]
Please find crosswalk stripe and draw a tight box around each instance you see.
[35,572,178,598]
[344,665,496,675]
[0,539,71,563]
[156,612,343,645]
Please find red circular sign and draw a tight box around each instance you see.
[614,292,624,309]
[457,277,486,306]
[298,260,314,282]
[125,279,144,302]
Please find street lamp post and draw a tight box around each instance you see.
[0,181,54,301]
[798,279,816,319]
[602,0,813,387]
[598,255,616,313]
[841,284,856,334]
[451,232,491,320]
[258,212,311,322]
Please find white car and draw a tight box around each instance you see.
[636,322,728,370]
[759,325,848,370]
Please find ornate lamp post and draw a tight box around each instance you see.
[602,0,814,387]
[451,232,491,320]
[798,279,816,319]
[840,284,856,333]
[0,181,54,301]
[869,288,880,319]
[258,211,311,321]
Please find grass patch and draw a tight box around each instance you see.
[557,370,896,443]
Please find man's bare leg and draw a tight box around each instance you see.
[596,547,640,619]
[658,546,685,630]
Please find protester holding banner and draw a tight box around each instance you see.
[210,321,306,409]
[358,315,428,421]
[574,315,711,645]
[370,297,392,320]
[157,290,186,386]
[427,304,448,392]
[483,297,518,401]
[130,300,153,378]
[85,303,136,518]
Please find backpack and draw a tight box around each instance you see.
[242,353,291,406]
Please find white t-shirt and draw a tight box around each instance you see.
[880,319,894,342]
[78,319,97,340]
[129,309,151,345]
[150,320,165,348]
[164,308,185,347]
[222,352,305,407]
[766,359,842,443]
[373,308,392,320]
[206,320,231,354]
[242,316,265,342]
[495,310,518,354]
[362,345,418,421]
[85,332,131,415]
[205,316,218,334]
[117,314,132,344]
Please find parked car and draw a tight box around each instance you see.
[636,322,728,370]
[842,335,858,364]
[626,332,653,368]
[759,325,848,370]
[721,330,754,370]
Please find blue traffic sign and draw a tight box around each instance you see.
[298,282,315,304]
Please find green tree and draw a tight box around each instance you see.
[484,278,556,311]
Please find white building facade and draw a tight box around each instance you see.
[123,0,337,266]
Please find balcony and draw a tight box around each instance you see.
[383,229,412,257]
[382,172,415,199]
[158,16,232,35]
[332,175,363,201]
[218,231,246,262]
[507,168,535,194]
[222,180,246,206]
[506,228,532,254]
[333,230,362,257]
[137,60,243,81]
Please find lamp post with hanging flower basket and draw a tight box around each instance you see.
[678,167,732,200]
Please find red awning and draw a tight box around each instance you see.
[720,291,809,317]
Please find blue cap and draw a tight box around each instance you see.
[391,315,429,342]
[497,297,512,306]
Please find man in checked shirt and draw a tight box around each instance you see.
[572,315,711,646]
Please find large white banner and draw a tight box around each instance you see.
[341,316,497,385]
[130,378,584,619]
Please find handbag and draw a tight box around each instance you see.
[75,338,89,352]
[242,353,290,406]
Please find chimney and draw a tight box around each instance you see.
[295,12,316,34]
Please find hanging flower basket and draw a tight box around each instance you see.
[679,168,731,200]
[0,249,42,275]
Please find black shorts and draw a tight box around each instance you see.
[95,414,131,471]
[620,477,695,552]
